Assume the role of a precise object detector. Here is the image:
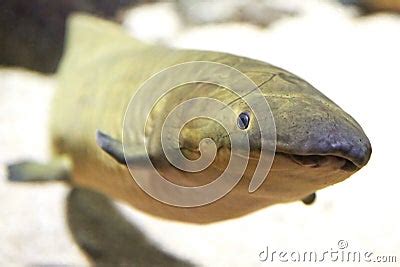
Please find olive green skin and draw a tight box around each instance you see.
[51,14,371,223]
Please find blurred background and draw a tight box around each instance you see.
[1,0,399,266]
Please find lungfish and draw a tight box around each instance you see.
[8,14,371,224]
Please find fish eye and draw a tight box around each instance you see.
[237,112,250,130]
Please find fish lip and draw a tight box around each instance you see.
[182,147,365,173]
[244,152,362,172]
[231,151,362,172]
[286,153,360,172]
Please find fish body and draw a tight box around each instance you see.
[49,14,371,223]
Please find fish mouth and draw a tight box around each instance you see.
[243,151,362,173]
[286,153,359,172]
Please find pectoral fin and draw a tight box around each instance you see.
[96,130,126,164]
[96,130,147,165]
[301,192,316,205]
[7,157,71,182]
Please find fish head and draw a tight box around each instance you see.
[225,68,372,202]
[147,63,372,205]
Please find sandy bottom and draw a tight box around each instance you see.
[1,1,399,266]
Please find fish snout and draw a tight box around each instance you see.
[266,74,372,171]
[285,103,371,170]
